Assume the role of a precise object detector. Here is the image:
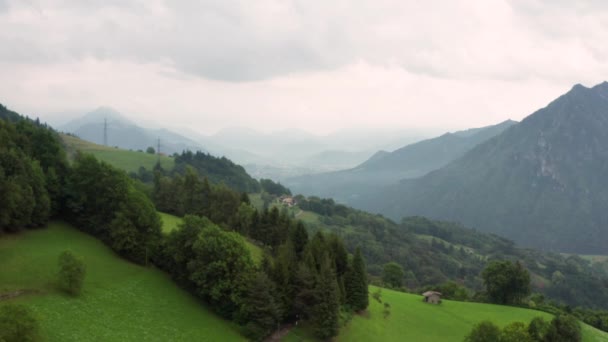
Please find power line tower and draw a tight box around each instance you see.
[103,118,108,146]
[157,137,161,162]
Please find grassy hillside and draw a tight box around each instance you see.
[61,133,174,172]
[0,222,243,341]
[285,287,607,342]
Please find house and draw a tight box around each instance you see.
[422,291,442,304]
[280,196,296,207]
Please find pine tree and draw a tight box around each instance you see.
[311,257,340,340]
[240,272,282,341]
[345,247,369,312]
[290,221,308,258]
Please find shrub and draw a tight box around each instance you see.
[57,250,86,295]
[465,320,501,342]
[0,304,41,342]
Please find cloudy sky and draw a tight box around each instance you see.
[1,0,607,134]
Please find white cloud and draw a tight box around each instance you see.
[0,0,607,134]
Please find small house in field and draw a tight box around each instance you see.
[422,291,442,304]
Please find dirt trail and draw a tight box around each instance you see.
[0,289,38,301]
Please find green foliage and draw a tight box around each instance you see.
[383,262,405,289]
[0,304,41,342]
[187,220,256,318]
[57,250,86,296]
[239,272,282,341]
[345,247,369,311]
[311,258,340,340]
[260,178,291,196]
[109,190,162,264]
[528,317,550,341]
[464,321,501,342]
[290,222,308,258]
[173,150,260,193]
[146,146,155,154]
[0,109,67,232]
[546,314,582,342]
[500,322,533,342]
[482,260,531,305]
[65,153,130,239]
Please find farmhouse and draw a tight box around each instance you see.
[422,291,442,304]
[280,196,297,207]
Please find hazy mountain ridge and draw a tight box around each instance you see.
[358,81,608,254]
[284,120,516,202]
[60,107,208,155]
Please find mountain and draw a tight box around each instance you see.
[60,107,206,155]
[284,120,516,203]
[358,82,608,254]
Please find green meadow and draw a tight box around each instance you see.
[0,222,243,341]
[337,287,608,342]
[61,134,175,173]
[285,286,608,342]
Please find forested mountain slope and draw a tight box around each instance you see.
[356,82,608,254]
[285,120,515,203]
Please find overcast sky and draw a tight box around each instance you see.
[1,0,607,135]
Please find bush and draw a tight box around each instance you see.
[57,250,86,295]
[527,317,550,341]
[0,304,41,342]
[545,314,581,342]
[500,321,532,342]
[465,321,501,342]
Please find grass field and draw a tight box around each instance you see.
[285,286,608,342]
[340,287,607,342]
[61,134,175,173]
[0,222,244,341]
[159,212,183,234]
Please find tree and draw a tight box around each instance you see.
[382,262,405,288]
[57,250,86,296]
[146,146,155,154]
[311,257,340,340]
[0,304,40,342]
[290,222,308,258]
[108,190,162,265]
[345,247,369,312]
[545,314,581,342]
[188,222,255,318]
[239,272,282,341]
[481,260,530,305]
[465,321,501,342]
[527,317,550,341]
[500,322,532,342]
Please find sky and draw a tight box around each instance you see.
[1,0,608,135]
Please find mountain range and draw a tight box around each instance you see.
[60,107,207,155]
[60,108,434,178]
[353,81,608,254]
[284,120,516,203]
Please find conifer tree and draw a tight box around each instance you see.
[311,257,340,340]
[345,247,369,311]
[240,272,282,341]
[290,222,308,258]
